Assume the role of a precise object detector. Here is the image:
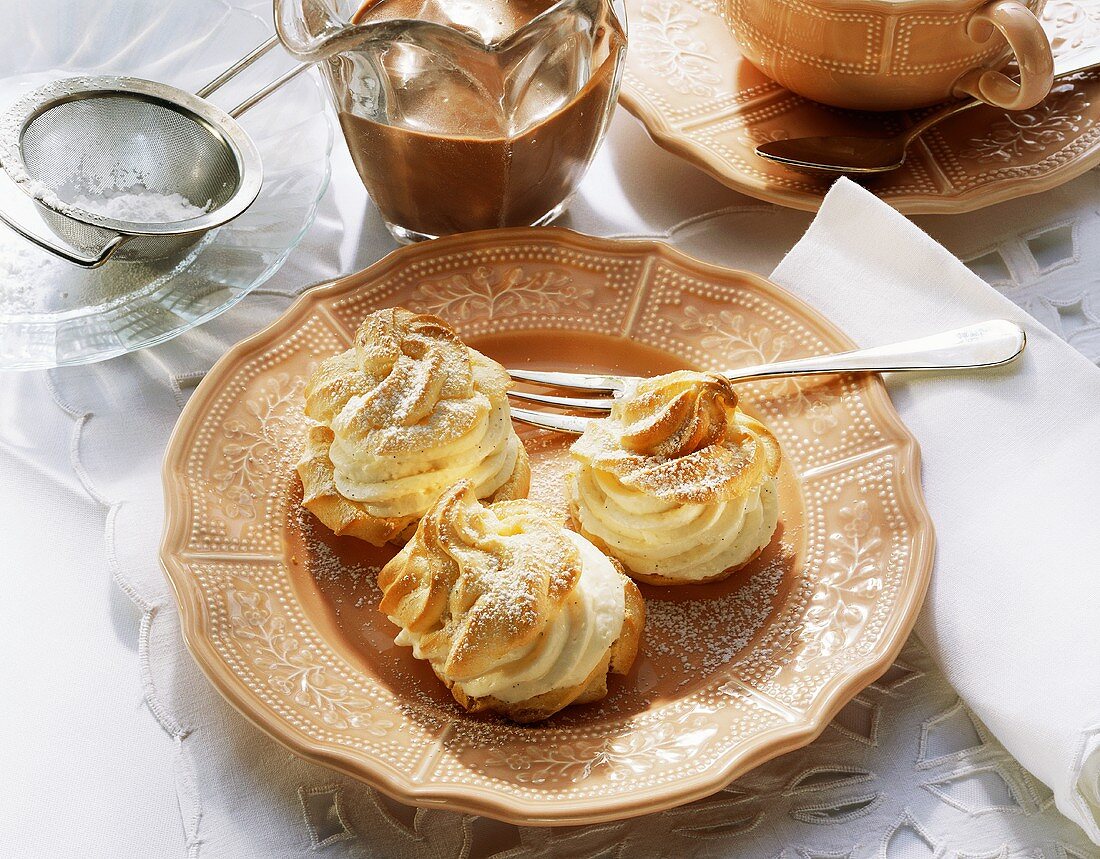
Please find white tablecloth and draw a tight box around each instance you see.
[2,3,1099,854]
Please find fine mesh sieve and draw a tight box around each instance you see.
[0,37,311,267]
[21,89,245,262]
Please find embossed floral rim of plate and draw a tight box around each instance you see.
[620,0,1100,213]
[161,228,934,825]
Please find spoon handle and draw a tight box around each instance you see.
[902,98,983,146]
[725,320,1025,382]
[902,47,1100,146]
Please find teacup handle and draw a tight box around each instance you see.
[953,0,1054,110]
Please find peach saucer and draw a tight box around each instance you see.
[161,228,933,825]
[620,0,1100,213]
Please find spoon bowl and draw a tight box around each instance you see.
[755,48,1100,176]
[756,135,910,175]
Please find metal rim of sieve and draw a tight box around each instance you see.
[0,76,264,237]
[0,29,322,267]
[0,75,265,267]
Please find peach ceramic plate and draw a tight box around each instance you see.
[161,228,934,825]
[619,0,1100,213]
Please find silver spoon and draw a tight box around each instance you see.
[755,49,1100,176]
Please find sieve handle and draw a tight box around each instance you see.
[196,35,281,99]
[0,174,126,268]
[229,63,314,118]
[193,34,315,119]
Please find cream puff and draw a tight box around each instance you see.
[297,308,529,545]
[566,371,781,585]
[378,481,645,723]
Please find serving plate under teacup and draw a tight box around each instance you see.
[620,0,1100,213]
[161,228,933,825]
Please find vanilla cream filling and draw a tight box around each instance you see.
[570,466,779,581]
[328,396,520,519]
[394,531,626,703]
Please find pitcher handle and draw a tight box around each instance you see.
[953,0,1054,110]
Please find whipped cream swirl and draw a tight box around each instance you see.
[304,308,522,520]
[568,371,782,583]
[380,483,627,706]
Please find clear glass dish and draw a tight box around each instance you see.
[0,0,332,370]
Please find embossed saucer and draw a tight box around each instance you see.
[620,0,1100,213]
[161,228,934,825]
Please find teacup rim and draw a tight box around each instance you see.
[779,0,1036,11]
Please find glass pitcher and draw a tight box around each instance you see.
[276,0,627,242]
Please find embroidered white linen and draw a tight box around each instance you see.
[5,4,1100,845]
[771,178,1100,843]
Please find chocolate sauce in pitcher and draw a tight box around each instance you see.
[340,0,624,238]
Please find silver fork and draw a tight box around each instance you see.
[507,319,1026,433]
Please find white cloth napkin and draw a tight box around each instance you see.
[771,177,1100,843]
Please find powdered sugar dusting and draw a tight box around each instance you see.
[518,428,573,508]
[304,536,381,602]
[289,419,797,725]
[645,555,786,683]
[70,187,209,222]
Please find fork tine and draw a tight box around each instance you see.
[507,368,628,392]
[508,389,613,411]
[509,407,590,434]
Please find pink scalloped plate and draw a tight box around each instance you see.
[620,0,1100,213]
[161,228,934,825]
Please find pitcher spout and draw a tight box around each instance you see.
[276,0,624,59]
[275,0,380,62]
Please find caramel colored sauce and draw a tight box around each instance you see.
[285,329,806,726]
[340,0,624,236]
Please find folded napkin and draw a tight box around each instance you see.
[771,178,1100,843]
